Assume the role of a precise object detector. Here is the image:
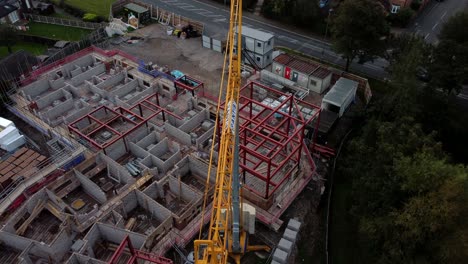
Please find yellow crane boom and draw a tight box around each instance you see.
[194,1,268,263]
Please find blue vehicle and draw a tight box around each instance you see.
[319,0,329,8]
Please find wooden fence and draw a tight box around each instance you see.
[25,14,106,30]
[112,0,204,33]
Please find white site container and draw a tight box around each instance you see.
[321,77,358,117]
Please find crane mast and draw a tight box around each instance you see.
[194,0,268,263]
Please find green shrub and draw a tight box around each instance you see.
[83,13,98,22]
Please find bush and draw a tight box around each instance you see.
[83,13,98,22]
[410,0,422,11]
[387,8,414,28]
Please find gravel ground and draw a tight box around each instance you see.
[110,23,226,98]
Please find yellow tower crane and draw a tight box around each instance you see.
[193,0,269,263]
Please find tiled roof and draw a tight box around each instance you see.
[0,147,46,184]
[311,67,331,79]
[287,59,319,75]
[273,53,294,65]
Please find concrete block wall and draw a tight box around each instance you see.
[35,88,71,110]
[165,122,191,145]
[167,176,203,229]
[74,169,107,204]
[97,153,135,185]
[105,139,127,161]
[139,155,161,179]
[113,79,138,97]
[49,77,66,90]
[136,131,160,150]
[66,253,107,264]
[22,79,49,100]
[61,54,96,78]
[96,72,125,90]
[156,78,176,98]
[70,66,83,77]
[71,64,106,87]
[41,98,75,126]
[196,126,215,149]
[179,109,207,132]
[125,86,154,106]
[28,228,76,261]
[87,81,110,101]
[65,104,92,125]
[124,125,150,145]
[118,190,173,249]
[128,142,150,160]
[148,138,181,173]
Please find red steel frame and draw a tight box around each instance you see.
[174,75,204,96]
[108,235,173,264]
[220,81,321,199]
[68,93,182,154]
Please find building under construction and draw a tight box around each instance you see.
[0,46,321,263]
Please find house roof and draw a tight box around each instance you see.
[0,3,17,18]
[238,26,274,42]
[274,53,331,80]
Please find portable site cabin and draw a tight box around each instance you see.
[123,3,150,27]
[321,77,358,117]
[234,26,275,69]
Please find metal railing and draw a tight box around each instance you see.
[25,14,106,30]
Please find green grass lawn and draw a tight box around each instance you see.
[0,41,48,59]
[25,22,92,41]
[51,0,115,18]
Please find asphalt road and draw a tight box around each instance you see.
[142,0,389,80]
[408,0,468,43]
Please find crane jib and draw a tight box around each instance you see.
[225,101,237,133]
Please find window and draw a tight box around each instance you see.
[391,5,400,13]
[257,42,262,48]
[310,79,317,86]
[267,40,271,45]
[266,55,270,60]
[8,11,19,23]
[256,57,261,62]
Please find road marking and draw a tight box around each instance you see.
[425,33,430,39]
[458,94,468,100]
[190,0,331,46]
[432,22,439,30]
[441,11,447,20]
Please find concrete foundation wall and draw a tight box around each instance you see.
[167,176,202,229]
[50,77,66,90]
[179,110,206,132]
[97,223,146,249]
[22,79,49,99]
[196,126,215,149]
[87,81,109,101]
[61,54,95,78]
[165,122,191,146]
[74,170,107,204]
[128,142,149,160]
[139,155,160,178]
[124,125,149,144]
[65,105,92,124]
[105,139,127,161]
[98,153,135,185]
[136,131,160,150]
[96,72,124,90]
[125,86,154,106]
[0,231,32,252]
[148,138,181,173]
[66,253,107,264]
[36,88,71,110]
[71,64,106,87]
[113,79,137,97]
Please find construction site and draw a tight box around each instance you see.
[0,0,374,261]
[0,43,327,263]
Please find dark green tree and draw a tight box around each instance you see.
[0,24,19,55]
[439,11,468,44]
[330,0,389,71]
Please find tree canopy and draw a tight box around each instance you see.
[330,0,389,71]
[0,24,19,55]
